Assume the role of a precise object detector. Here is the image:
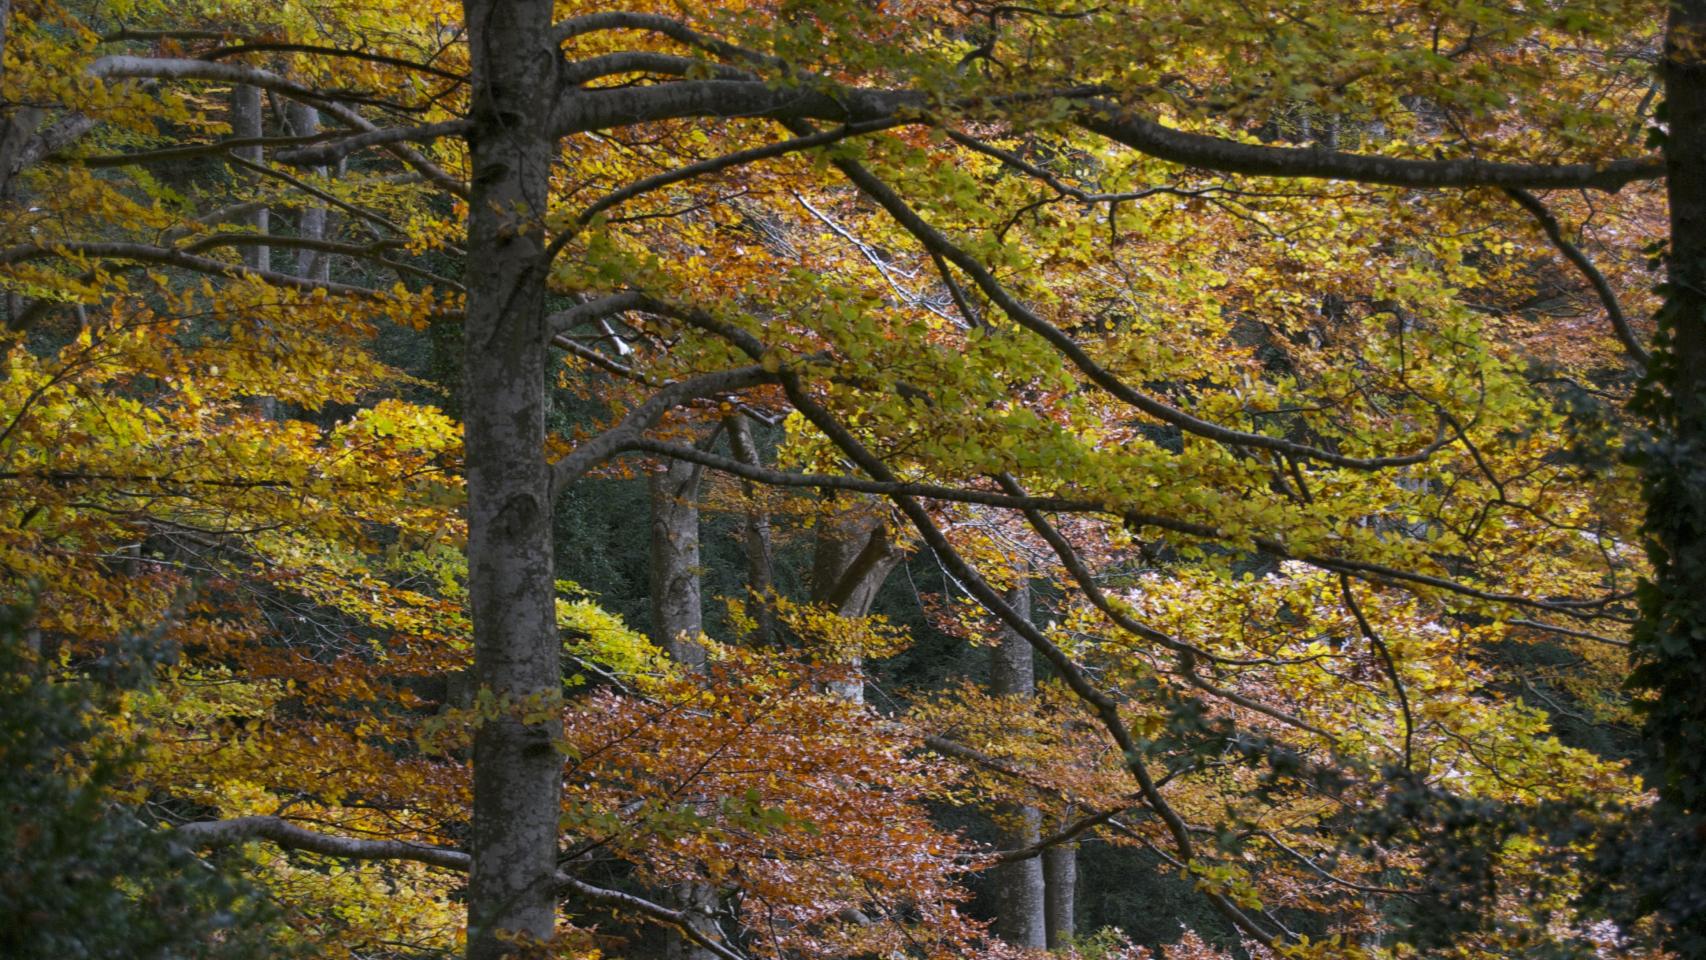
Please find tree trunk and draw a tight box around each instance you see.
[1042,833,1077,949]
[989,575,1046,949]
[227,84,269,273]
[726,414,777,645]
[649,457,707,668]
[461,1,561,957]
[283,100,329,282]
[0,0,34,201]
[648,455,717,960]
[810,503,902,703]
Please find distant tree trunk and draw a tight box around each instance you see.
[647,455,718,960]
[0,0,34,201]
[649,458,707,668]
[726,414,777,645]
[461,1,561,957]
[227,84,269,273]
[282,100,329,282]
[989,574,1046,949]
[228,83,278,418]
[1043,832,1077,949]
[810,503,903,703]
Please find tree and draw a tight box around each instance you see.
[4,0,1697,957]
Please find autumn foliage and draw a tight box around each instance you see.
[0,0,1693,958]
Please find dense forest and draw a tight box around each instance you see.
[3,0,1705,957]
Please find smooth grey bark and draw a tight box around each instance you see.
[988,574,1046,948]
[226,84,280,417]
[663,883,718,960]
[283,100,329,282]
[461,1,562,958]
[647,455,718,960]
[1042,832,1077,949]
[725,414,777,646]
[649,457,707,670]
[227,85,269,273]
[809,503,903,703]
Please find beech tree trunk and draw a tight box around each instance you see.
[227,84,269,273]
[649,458,707,668]
[810,503,903,703]
[461,2,561,957]
[726,414,777,645]
[1043,834,1077,949]
[647,456,718,960]
[283,100,329,282]
[989,575,1046,949]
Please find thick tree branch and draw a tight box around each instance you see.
[271,120,472,167]
[547,291,651,337]
[173,816,470,869]
[550,81,923,139]
[1078,103,1663,192]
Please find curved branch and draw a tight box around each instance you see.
[985,805,1131,865]
[617,437,1106,511]
[172,816,750,960]
[1503,187,1650,367]
[794,122,1452,470]
[592,291,1624,624]
[173,816,469,869]
[1338,576,1416,775]
[548,365,778,497]
[570,117,908,232]
[994,473,1340,738]
[1078,103,1662,192]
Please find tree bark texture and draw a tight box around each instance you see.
[461,1,562,957]
[989,575,1046,949]
[283,100,329,282]
[647,455,717,960]
[649,458,707,669]
[227,84,269,273]
[1042,834,1077,949]
[1627,0,1706,951]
